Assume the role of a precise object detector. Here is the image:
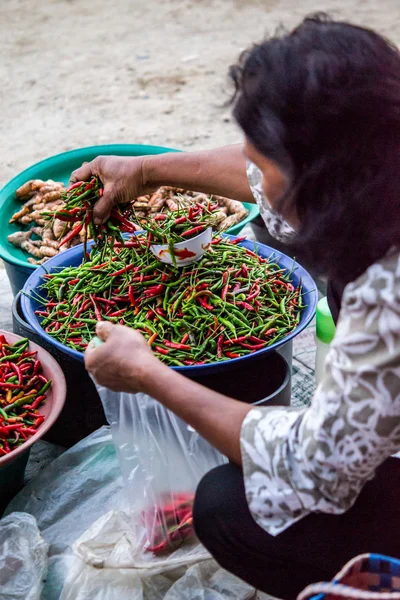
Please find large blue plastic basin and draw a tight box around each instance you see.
[21,235,317,376]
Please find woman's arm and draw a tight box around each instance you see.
[84,322,252,464]
[142,145,254,203]
[70,144,254,223]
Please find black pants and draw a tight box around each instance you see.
[193,457,400,600]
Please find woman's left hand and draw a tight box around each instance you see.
[85,322,159,393]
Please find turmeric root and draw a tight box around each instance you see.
[16,180,46,199]
[53,219,69,240]
[31,227,44,238]
[42,226,55,241]
[27,257,48,265]
[219,211,248,231]
[40,246,58,258]
[41,190,62,204]
[166,198,179,211]
[8,230,33,247]
[42,239,60,250]
[9,206,30,224]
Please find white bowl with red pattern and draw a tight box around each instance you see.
[150,227,213,267]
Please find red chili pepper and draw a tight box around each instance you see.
[238,342,266,350]
[181,333,189,344]
[264,328,277,337]
[99,187,104,197]
[245,249,259,259]
[249,335,267,344]
[154,214,168,221]
[225,351,240,358]
[175,216,188,225]
[236,301,254,311]
[19,351,37,359]
[68,279,80,286]
[155,346,169,355]
[155,308,166,317]
[10,363,23,385]
[128,286,137,307]
[59,222,84,247]
[241,263,249,277]
[90,295,103,322]
[109,264,137,277]
[72,293,83,307]
[66,181,84,192]
[230,236,246,245]
[221,284,229,301]
[74,299,92,318]
[93,296,116,306]
[217,334,224,358]
[164,341,191,350]
[143,285,164,298]
[223,335,248,346]
[147,540,170,555]
[247,284,260,301]
[198,297,214,311]
[181,225,206,238]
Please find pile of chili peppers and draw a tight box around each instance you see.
[145,492,195,555]
[0,335,51,456]
[34,234,304,365]
[140,199,219,244]
[45,176,137,253]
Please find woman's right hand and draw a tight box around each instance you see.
[69,155,157,224]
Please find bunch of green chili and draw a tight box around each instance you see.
[34,234,304,366]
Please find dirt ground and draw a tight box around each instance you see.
[2,0,400,189]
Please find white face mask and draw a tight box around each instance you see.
[247,161,298,243]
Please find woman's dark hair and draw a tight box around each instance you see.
[231,14,400,283]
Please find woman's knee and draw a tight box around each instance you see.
[193,463,245,548]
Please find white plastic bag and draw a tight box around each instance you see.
[96,384,227,570]
[60,510,254,600]
[6,426,252,599]
[0,512,48,600]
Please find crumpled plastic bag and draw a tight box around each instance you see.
[6,426,122,599]
[6,427,254,599]
[0,512,48,600]
[59,509,254,600]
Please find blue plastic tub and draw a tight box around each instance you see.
[18,235,316,446]
[21,235,317,376]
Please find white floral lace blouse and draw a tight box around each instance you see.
[241,162,400,536]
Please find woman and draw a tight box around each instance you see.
[78,15,400,599]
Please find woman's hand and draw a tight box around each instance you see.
[69,146,254,226]
[85,323,250,464]
[84,321,160,393]
[69,155,157,224]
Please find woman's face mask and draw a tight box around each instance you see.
[246,155,299,244]
[244,139,300,243]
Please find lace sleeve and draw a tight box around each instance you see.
[241,251,400,535]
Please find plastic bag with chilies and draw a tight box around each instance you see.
[96,384,227,572]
